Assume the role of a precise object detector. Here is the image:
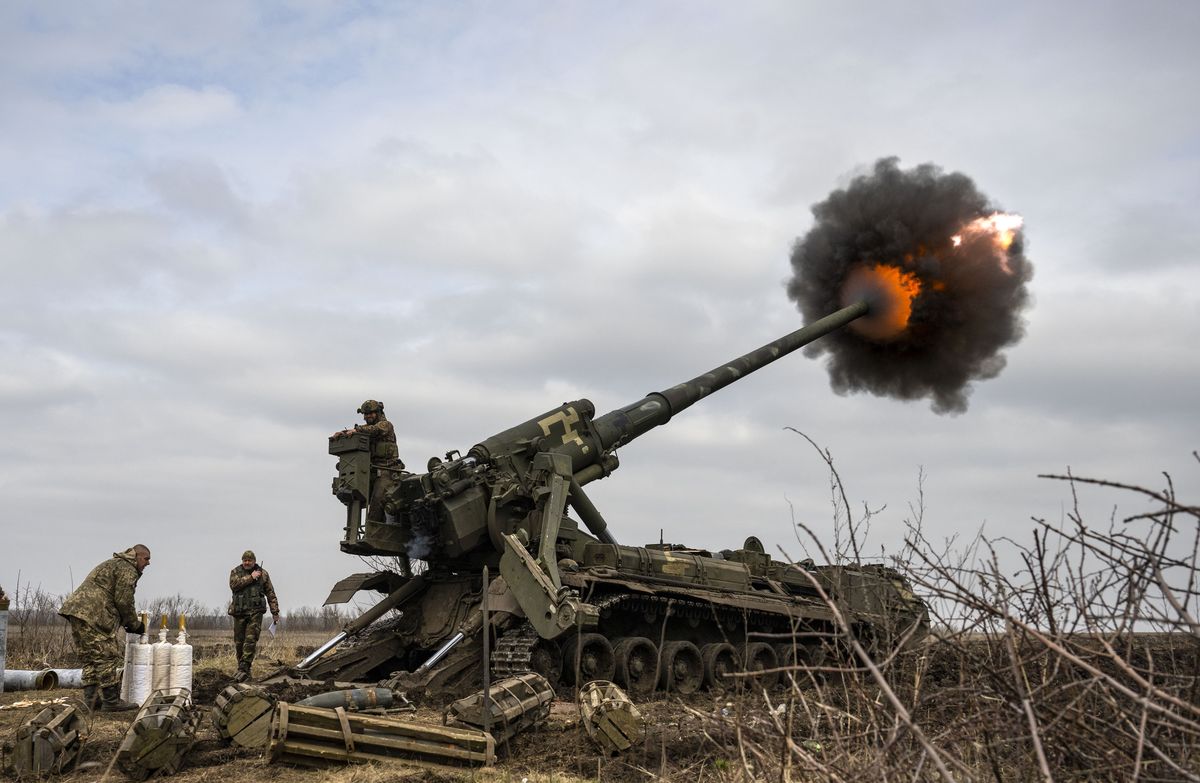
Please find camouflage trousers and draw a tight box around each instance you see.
[367,467,397,523]
[66,617,122,688]
[233,613,264,668]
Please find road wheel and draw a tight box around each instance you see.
[659,640,703,694]
[796,642,827,672]
[774,641,825,685]
[530,639,562,686]
[562,633,616,685]
[742,642,779,690]
[700,642,739,691]
[613,637,659,694]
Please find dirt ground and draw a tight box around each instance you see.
[5,633,1194,781]
[0,664,733,782]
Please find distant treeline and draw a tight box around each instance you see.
[3,585,351,632]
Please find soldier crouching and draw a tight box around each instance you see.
[58,545,151,711]
[228,549,280,682]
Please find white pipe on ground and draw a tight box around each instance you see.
[3,669,59,691]
[49,668,84,688]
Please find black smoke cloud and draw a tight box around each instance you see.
[787,158,1033,414]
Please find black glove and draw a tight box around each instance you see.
[126,620,146,636]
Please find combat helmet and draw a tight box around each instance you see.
[358,400,384,414]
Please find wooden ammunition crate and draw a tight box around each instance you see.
[445,672,554,743]
[8,703,85,776]
[211,683,277,748]
[269,702,495,770]
[116,688,202,780]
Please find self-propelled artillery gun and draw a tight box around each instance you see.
[297,300,929,695]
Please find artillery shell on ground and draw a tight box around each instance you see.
[211,683,277,748]
[7,702,86,777]
[444,671,554,743]
[296,686,395,711]
[579,680,643,755]
[268,701,495,770]
[115,688,202,780]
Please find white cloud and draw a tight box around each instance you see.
[95,84,241,131]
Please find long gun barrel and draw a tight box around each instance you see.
[468,299,870,482]
[592,299,870,451]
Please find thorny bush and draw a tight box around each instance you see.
[690,444,1199,782]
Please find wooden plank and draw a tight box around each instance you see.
[226,697,274,746]
[274,738,487,772]
[282,723,491,762]
[284,704,488,743]
[278,701,288,737]
[598,718,635,751]
[215,685,276,749]
[132,730,177,768]
[283,711,487,750]
[334,707,356,754]
[233,711,274,748]
[269,702,495,769]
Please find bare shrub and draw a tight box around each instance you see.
[133,600,347,633]
[4,579,72,668]
[284,604,353,632]
[689,444,1199,781]
[142,593,221,629]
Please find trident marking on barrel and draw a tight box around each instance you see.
[537,407,588,453]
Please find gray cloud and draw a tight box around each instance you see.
[1,2,1197,611]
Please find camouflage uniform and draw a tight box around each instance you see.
[354,400,404,523]
[58,548,144,689]
[228,551,280,676]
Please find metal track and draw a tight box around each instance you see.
[491,623,542,677]
[490,594,626,677]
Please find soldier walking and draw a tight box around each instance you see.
[228,550,280,682]
[58,545,150,711]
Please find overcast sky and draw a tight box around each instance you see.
[2,2,1197,615]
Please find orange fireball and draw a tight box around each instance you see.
[841,263,922,341]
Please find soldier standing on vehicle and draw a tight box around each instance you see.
[228,550,280,682]
[331,399,405,523]
[58,545,150,711]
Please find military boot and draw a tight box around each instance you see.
[233,662,251,683]
[99,684,138,712]
[82,684,99,711]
